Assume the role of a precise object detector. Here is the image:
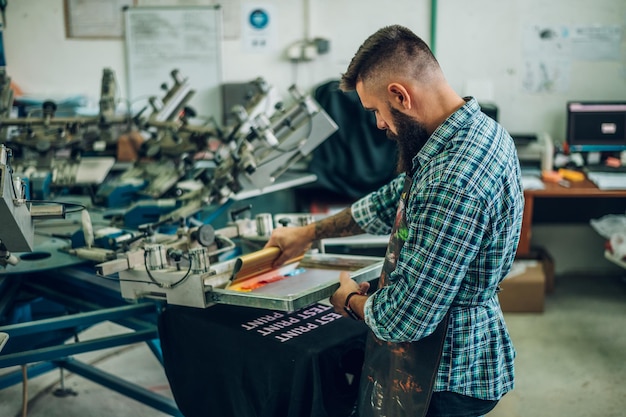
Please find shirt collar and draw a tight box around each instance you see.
[411,96,480,171]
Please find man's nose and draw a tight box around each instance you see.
[375,115,388,130]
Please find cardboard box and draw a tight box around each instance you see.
[498,259,546,313]
[522,247,555,294]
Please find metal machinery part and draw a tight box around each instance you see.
[161,83,339,222]
[0,144,67,267]
[0,141,176,413]
[148,69,195,124]
[0,68,132,191]
[0,144,34,260]
[96,70,222,203]
[136,69,220,159]
[0,332,7,353]
[211,84,338,200]
[0,67,129,151]
[0,70,247,417]
[0,67,13,120]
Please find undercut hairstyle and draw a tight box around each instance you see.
[340,25,441,92]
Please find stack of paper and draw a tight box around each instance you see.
[587,173,626,190]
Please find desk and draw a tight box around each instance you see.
[519,178,626,258]
[158,303,367,417]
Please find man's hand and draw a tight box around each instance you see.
[264,225,314,267]
[264,207,364,268]
[329,271,370,318]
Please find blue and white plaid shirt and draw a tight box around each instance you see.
[354,97,524,400]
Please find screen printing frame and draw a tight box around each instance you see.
[209,253,383,312]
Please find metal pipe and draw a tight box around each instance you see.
[303,0,310,40]
[430,0,438,56]
[0,303,157,337]
[0,329,158,368]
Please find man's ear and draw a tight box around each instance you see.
[387,83,412,110]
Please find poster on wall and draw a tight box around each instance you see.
[65,0,136,39]
[521,23,622,93]
[136,0,241,39]
[242,4,276,53]
[570,25,622,61]
[522,25,571,93]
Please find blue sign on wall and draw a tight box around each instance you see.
[249,9,269,30]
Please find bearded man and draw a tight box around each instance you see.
[266,25,524,417]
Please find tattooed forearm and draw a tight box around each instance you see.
[313,207,364,240]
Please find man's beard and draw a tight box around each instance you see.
[387,106,430,174]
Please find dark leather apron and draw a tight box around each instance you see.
[357,174,450,417]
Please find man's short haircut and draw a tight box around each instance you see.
[340,25,440,92]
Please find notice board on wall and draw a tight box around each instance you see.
[124,6,222,120]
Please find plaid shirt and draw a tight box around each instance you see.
[354,97,524,400]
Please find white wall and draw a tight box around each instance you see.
[436,0,626,143]
[3,0,431,105]
[5,1,126,100]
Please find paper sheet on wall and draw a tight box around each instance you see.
[522,25,571,93]
[135,0,240,39]
[571,25,622,61]
[66,0,134,38]
[521,23,622,93]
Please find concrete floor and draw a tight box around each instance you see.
[0,272,625,417]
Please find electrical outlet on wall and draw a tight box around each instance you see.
[286,38,330,63]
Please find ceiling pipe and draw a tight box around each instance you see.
[430,0,438,56]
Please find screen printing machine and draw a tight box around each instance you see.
[0,68,384,416]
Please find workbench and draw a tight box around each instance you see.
[518,178,626,257]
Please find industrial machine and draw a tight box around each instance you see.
[160,83,340,224]
[94,70,222,208]
[0,66,379,313]
[0,68,131,198]
[0,67,384,417]
[94,71,338,229]
[0,143,34,267]
[93,215,383,312]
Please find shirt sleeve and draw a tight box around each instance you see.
[364,182,490,342]
[350,173,406,235]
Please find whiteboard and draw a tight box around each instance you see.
[124,6,222,121]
